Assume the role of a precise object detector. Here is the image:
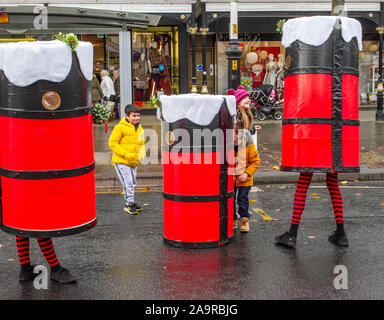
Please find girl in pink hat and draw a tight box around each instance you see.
[227,86,261,134]
[227,86,262,232]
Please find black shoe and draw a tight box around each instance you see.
[19,264,37,281]
[50,267,77,284]
[328,231,349,247]
[133,203,143,212]
[124,203,138,215]
[274,232,297,249]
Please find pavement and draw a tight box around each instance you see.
[94,108,384,191]
[1,181,384,300]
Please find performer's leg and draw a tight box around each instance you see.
[16,236,35,281]
[16,236,31,267]
[274,172,313,248]
[36,238,60,269]
[37,238,77,283]
[288,172,313,236]
[326,173,349,246]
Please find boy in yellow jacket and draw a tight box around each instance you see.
[233,125,260,232]
[108,104,145,214]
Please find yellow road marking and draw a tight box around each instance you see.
[253,208,279,221]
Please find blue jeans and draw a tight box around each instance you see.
[233,186,251,219]
[114,97,120,120]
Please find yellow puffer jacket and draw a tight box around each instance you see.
[108,118,145,167]
[234,132,260,187]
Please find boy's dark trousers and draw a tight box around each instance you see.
[233,186,251,219]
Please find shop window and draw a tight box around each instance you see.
[217,40,285,98]
[132,27,179,108]
[359,40,382,105]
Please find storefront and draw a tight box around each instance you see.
[0,5,190,114]
[216,34,285,99]
[208,6,383,107]
[0,5,164,117]
[82,25,181,110]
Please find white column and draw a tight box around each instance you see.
[229,0,238,41]
[119,30,133,119]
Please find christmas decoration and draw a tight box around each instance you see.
[54,32,79,51]
[92,103,111,124]
[276,19,286,35]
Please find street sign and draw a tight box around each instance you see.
[97,34,104,38]
[232,60,238,70]
[197,64,203,72]
[232,24,237,37]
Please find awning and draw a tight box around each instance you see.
[0,5,161,35]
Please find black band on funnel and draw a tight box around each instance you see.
[1,218,97,238]
[282,118,359,126]
[332,21,344,172]
[162,191,234,202]
[0,162,95,179]
[219,99,232,246]
[0,106,92,119]
[163,236,233,249]
[280,166,359,173]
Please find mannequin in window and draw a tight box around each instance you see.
[133,51,150,101]
[263,53,278,86]
[149,40,162,97]
[276,53,285,93]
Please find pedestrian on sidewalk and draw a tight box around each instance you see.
[108,104,146,215]
[100,69,116,103]
[91,73,103,105]
[233,123,260,232]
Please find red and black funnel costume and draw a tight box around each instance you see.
[276,17,361,248]
[160,95,235,248]
[0,44,96,276]
[0,51,96,237]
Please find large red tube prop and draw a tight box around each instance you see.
[160,96,235,248]
[281,17,361,173]
[0,50,96,237]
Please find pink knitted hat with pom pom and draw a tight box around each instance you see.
[227,86,250,105]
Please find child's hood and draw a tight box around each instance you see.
[119,118,141,128]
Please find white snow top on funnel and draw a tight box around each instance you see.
[158,94,237,126]
[0,40,93,87]
[282,16,362,51]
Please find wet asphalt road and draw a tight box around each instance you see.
[1,180,384,300]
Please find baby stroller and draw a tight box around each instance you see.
[250,84,283,121]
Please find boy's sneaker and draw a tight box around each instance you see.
[133,203,143,213]
[328,231,349,247]
[50,267,77,284]
[274,232,297,249]
[124,203,138,215]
